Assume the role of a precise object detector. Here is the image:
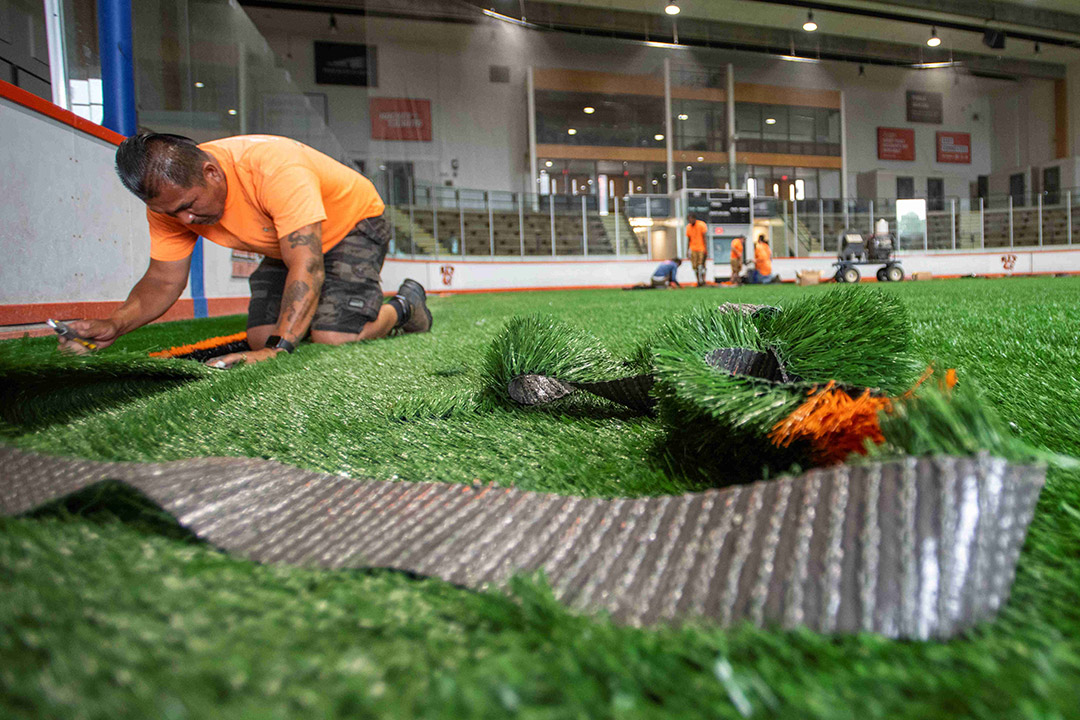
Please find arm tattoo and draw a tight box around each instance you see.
[286,228,321,250]
[281,279,312,324]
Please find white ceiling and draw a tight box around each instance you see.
[531,0,1080,63]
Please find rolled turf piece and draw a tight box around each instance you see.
[0,445,1044,639]
[488,287,925,477]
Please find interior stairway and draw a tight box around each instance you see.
[600,213,645,254]
[384,206,440,255]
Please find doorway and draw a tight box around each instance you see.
[383,162,415,206]
[927,178,944,212]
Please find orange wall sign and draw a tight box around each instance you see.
[937,132,971,163]
[370,98,432,141]
[877,127,915,161]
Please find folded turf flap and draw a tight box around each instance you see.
[0,446,1044,640]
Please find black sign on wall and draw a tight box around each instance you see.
[709,195,751,224]
[315,42,377,86]
[906,90,943,124]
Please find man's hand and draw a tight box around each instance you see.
[57,319,122,354]
[205,347,282,369]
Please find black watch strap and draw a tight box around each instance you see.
[264,335,296,353]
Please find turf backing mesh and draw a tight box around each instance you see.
[0,446,1043,639]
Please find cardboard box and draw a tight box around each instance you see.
[796,269,821,286]
[912,271,933,281]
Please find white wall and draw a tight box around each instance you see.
[382,246,1080,294]
[0,95,246,308]
[245,8,1011,200]
[989,79,1058,175]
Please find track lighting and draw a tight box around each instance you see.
[802,11,817,32]
[927,27,941,47]
[665,1,680,16]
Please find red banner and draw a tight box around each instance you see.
[937,132,971,163]
[370,98,432,141]
[877,127,915,161]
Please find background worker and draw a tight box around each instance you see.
[730,235,745,285]
[56,133,432,366]
[686,213,708,287]
[752,234,775,284]
[651,257,683,288]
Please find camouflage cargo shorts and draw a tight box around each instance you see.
[247,214,390,334]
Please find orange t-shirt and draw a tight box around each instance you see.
[755,241,772,275]
[730,237,744,261]
[147,135,385,261]
[686,220,707,254]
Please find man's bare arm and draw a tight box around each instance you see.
[272,222,325,345]
[60,257,190,353]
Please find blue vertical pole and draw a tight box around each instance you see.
[190,238,208,319]
[97,0,137,136]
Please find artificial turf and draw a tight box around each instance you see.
[2,277,1080,718]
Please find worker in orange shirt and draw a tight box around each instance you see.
[729,235,745,285]
[57,133,432,366]
[685,213,708,287]
[752,234,776,284]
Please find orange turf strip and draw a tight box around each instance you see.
[149,331,248,359]
[769,369,959,467]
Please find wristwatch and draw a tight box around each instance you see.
[264,335,296,353]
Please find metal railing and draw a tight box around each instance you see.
[384,186,652,259]
[382,184,1080,259]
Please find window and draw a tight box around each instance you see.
[1009,173,1026,207]
[927,178,944,212]
[897,177,915,200]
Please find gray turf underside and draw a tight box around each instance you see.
[0,446,1043,639]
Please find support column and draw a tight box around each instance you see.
[840,90,848,219]
[97,0,137,136]
[664,58,675,195]
[527,67,539,211]
[43,0,69,109]
[727,63,736,188]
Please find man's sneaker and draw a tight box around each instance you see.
[393,278,432,334]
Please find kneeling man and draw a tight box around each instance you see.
[59,133,430,366]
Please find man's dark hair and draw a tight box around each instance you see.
[115,132,211,201]
[688,213,697,221]
[673,256,682,264]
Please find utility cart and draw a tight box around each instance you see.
[832,228,904,283]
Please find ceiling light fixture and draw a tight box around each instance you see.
[665,1,680,16]
[567,128,577,135]
[927,27,941,47]
[654,133,665,141]
[545,160,553,167]
[678,113,688,120]
[194,81,204,88]
[583,106,595,114]
[228,109,237,115]
[802,11,817,32]
[697,156,704,161]
[765,117,777,125]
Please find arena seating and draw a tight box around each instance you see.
[395,206,643,256]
